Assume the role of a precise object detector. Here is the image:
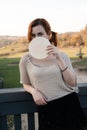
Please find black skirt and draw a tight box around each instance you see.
[38,92,87,130]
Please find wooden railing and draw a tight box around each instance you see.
[0,83,87,130]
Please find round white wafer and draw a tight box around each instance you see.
[29,37,50,59]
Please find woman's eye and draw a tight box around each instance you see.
[38,33,43,36]
[31,34,35,38]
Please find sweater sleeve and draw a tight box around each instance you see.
[19,54,31,85]
[61,52,74,71]
[61,52,78,91]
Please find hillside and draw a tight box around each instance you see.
[0,36,28,57]
[0,36,20,47]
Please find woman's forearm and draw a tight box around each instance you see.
[23,84,35,95]
[23,83,47,105]
[57,57,76,86]
[61,69,76,86]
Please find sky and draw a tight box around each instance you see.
[0,0,87,36]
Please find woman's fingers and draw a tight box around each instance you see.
[32,89,47,105]
[46,45,58,55]
[35,98,47,105]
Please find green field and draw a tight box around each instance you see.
[0,58,21,88]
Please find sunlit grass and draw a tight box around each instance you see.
[59,46,87,58]
[59,46,87,70]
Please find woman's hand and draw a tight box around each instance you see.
[23,84,47,106]
[46,44,66,68]
[31,88,47,105]
[46,45,61,60]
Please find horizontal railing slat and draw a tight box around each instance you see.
[0,101,37,115]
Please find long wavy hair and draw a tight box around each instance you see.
[28,18,58,46]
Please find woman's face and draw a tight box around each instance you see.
[31,25,50,40]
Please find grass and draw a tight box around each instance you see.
[59,46,87,58]
[59,46,87,71]
[0,57,22,88]
[0,46,87,88]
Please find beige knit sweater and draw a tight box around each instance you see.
[19,53,79,101]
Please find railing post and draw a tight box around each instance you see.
[14,114,21,130]
[0,115,8,130]
[28,113,35,130]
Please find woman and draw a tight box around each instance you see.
[19,18,87,130]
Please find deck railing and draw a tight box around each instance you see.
[0,83,87,130]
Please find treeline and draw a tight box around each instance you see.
[58,25,87,47]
